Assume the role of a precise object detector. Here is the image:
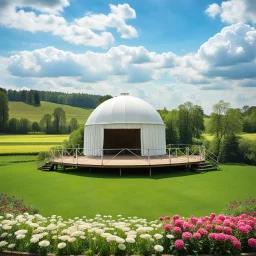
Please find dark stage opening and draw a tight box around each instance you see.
[103,129,141,155]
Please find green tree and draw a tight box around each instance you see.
[31,122,40,133]
[52,107,66,133]
[219,134,240,163]
[40,114,52,133]
[64,126,84,148]
[208,100,243,155]
[97,95,112,106]
[34,91,40,105]
[0,91,9,132]
[19,118,31,134]
[69,118,79,133]
[8,118,20,133]
[164,110,179,145]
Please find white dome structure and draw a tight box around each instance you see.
[84,95,166,156]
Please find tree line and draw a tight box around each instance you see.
[8,107,79,134]
[7,89,104,109]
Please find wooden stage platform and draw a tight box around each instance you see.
[52,154,203,169]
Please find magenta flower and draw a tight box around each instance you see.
[197,228,208,235]
[193,232,201,239]
[248,238,256,248]
[182,232,192,240]
[174,239,185,250]
[215,225,223,232]
[164,216,170,221]
[164,224,172,231]
[159,217,164,221]
[173,227,182,234]
[208,233,216,240]
[223,227,232,234]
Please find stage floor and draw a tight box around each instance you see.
[53,154,203,168]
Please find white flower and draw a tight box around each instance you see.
[126,237,135,243]
[166,234,175,239]
[2,225,12,230]
[140,234,152,239]
[1,232,8,238]
[71,231,84,237]
[68,237,76,243]
[154,245,164,252]
[16,234,25,240]
[59,235,70,241]
[30,237,39,243]
[154,234,163,239]
[116,238,125,243]
[58,242,66,249]
[6,214,14,218]
[8,244,16,249]
[15,230,28,235]
[118,243,126,250]
[38,240,50,247]
[0,241,8,247]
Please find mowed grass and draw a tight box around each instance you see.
[9,101,93,124]
[0,134,68,154]
[203,133,256,141]
[0,156,255,220]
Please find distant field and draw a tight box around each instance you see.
[0,134,68,154]
[203,133,256,141]
[9,101,93,124]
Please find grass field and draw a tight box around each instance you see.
[9,101,93,124]
[0,134,68,154]
[0,156,255,220]
[203,133,256,141]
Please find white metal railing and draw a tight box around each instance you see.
[49,145,214,166]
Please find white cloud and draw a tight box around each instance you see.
[0,1,137,47]
[205,0,256,24]
[205,3,221,18]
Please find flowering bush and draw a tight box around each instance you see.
[0,194,38,215]
[0,212,255,255]
[223,197,256,217]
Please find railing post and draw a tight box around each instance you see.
[175,148,177,157]
[148,149,150,165]
[101,149,103,166]
[187,147,189,162]
[76,148,78,165]
[203,146,205,161]
[168,148,171,163]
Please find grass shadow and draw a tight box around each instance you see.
[52,166,221,180]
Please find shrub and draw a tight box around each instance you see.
[223,197,256,217]
[239,138,256,165]
[0,194,38,215]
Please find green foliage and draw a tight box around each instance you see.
[8,118,20,133]
[64,126,84,148]
[0,90,9,132]
[164,110,179,144]
[219,134,240,163]
[31,121,40,133]
[242,107,256,133]
[208,100,243,156]
[19,118,31,134]
[52,107,66,133]
[36,151,51,163]
[239,138,256,165]
[97,95,112,106]
[68,117,79,133]
[223,197,256,216]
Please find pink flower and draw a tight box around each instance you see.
[193,232,201,240]
[173,227,182,234]
[197,220,203,225]
[182,232,192,240]
[223,227,232,234]
[173,215,180,220]
[232,240,241,249]
[164,224,172,231]
[190,217,198,223]
[206,224,213,230]
[248,238,256,248]
[159,217,164,221]
[164,216,170,221]
[174,219,183,227]
[197,228,208,235]
[215,225,223,232]
[218,214,225,221]
[208,233,216,240]
[215,233,226,241]
[174,239,185,250]
[210,213,216,219]
[238,225,249,234]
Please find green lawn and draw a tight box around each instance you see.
[0,134,68,154]
[9,101,93,124]
[1,156,255,220]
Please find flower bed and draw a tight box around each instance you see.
[0,213,255,255]
[0,194,38,216]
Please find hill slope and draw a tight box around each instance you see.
[9,101,93,124]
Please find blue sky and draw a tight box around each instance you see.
[0,0,255,113]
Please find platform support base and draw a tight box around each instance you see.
[119,168,122,176]
[149,166,152,176]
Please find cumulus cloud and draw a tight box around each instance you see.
[7,23,256,86]
[0,1,137,47]
[205,0,256,24]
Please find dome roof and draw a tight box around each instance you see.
[85,95,164,126]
